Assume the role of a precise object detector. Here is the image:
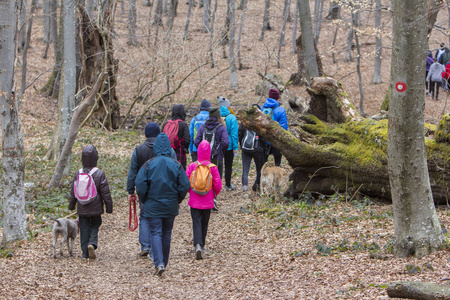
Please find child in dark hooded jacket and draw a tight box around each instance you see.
[69,145,113,260]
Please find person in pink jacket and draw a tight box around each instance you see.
[186,140,222,260]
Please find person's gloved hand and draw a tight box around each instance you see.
[233,150,239,158]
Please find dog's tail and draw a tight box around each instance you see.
[47,215,61,226]
[261,162,268,175]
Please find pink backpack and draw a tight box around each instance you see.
[74,167,98,205]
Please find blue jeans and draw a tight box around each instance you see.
[144,216,175,268]
[139,201,151,252]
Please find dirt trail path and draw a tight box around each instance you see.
[1,182,447,299]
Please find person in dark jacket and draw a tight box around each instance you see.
[135,133,190,276]
[426,51,434,95]
[162,104,190,169]
[193,107,229,179]
[261,88,288,167]
[127,122,162,258]
[69,145,113,260]
[238,123,267,192]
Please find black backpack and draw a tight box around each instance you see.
[242,129,259,152]
[203,124,222,158]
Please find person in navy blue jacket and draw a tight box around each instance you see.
[135,133,190,276]
[260,88,288,166]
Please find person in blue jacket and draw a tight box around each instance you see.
[189,99,211,162]
[260,88,288,166]
[219,97,239,191]
[135,133,190,276]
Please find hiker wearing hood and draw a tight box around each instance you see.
[427,58,445,100]
[135,133,190,276]
[220,104,239,191]
[69,145,113,260]
[186,140,222,259]
[189,99,211,162]
[126,122,175,258]
[162,104,190,169]
[193,107,229,179]
[261,88,288,166]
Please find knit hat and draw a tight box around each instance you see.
[145,122,161,138]
[268,88,280,100]
[200,99,211,111]
[217,96,231,108]
[209,107,221,120]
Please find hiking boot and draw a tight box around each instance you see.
[243,185,248,192]
[212,199,219,211]
[87,245,96,260]
[252,184,260,192]
[138,249,150,258]
[225,184,236,191]
[154,265,165,276]
[195,244,203,260]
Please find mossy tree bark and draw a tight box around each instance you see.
[387,281,450,299]
[388,0,445,257]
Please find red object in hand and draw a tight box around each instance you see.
[129,195,138,231]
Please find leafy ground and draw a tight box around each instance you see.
[1,0,450,299]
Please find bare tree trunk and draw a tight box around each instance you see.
[153,0,163,25]
[0,0,28,243]
[184,0,193,40]
[427,0,443,37]
[237,0,246,70]
[372,0,382,84]
[298,0,319,83]
[277,0,290,68]
[354,25,364,115]
[208,0,217,67]
[345,26,353,62]
[19,0,37,100]
[228,0,238,89]
[331,26,338,63]
[260,0,270,41]
[313,0,324,45]
[43,0,50,43]
[388,0,445,257]
[326,0,340,20]
[448,0,450,47]
[202,0,210,33]
[292,0,299,53]
[166,0,176,32]
[18,0,27,52]
[86,0,95,21]
[128,0,138,45]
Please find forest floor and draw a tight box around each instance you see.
[1,0,450,299]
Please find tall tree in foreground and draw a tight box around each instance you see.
[372,0,382,84]
[388,0,445,257]
[0,0,28,243]
[298,0,319,83]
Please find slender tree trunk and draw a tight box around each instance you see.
[292,0,299,53]
[298,0,319,83]
[0,0,28,243]
[277,0,290,68]
[228,0,238,89]
[128,0,138,45]
[260,0,270,41]
[354,25,363,115]
[202,0,210,33]
[372,0,382,84]
[313,0,324,45]
[43,0,50,43]
[208,0,217,67]
[153,0,163,25]
[86,0,95,20]
[18,0,27,52]
[166,0,176,33]
[331,26,338,63]
[19,0,37,100]
[184,0,193,40]
[388,0,445,257]
[237,0,246,70]
[326,0,340,20]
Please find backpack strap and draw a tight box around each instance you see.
[89,167,98,175]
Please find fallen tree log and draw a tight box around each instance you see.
[387,281,450,299]
[237,77,450,204]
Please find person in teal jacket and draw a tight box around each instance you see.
[219,98,239,191]
[135,132,190,276]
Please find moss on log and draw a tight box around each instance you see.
[237,78,450,204]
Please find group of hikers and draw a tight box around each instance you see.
[426,42,450,101]
[67,88,288,276]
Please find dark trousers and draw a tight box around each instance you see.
[224,150,235,187]
[211,156,224,179]
[425,70,429,91]
[241,149,265,188]
[190,208,211,247]
[429,80,441,100]
[176,154,187,169]
[265,146,282,167]
[79,215,102,258]
[191,151,198,163]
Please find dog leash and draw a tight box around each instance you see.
[128,195,138,231]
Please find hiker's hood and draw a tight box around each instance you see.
[220,106,231,117]
[204,118,221,130]
[197,140,211,162]
[82,145,98,168]
[154,133,173,157]
[428,51,433,57]
[200,99,211,111]
[263,97,280,108]
[172,104,186,120]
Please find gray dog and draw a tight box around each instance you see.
[49,216,78,258]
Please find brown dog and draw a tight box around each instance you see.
[260,164,286,196]
[49,216,78,258]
